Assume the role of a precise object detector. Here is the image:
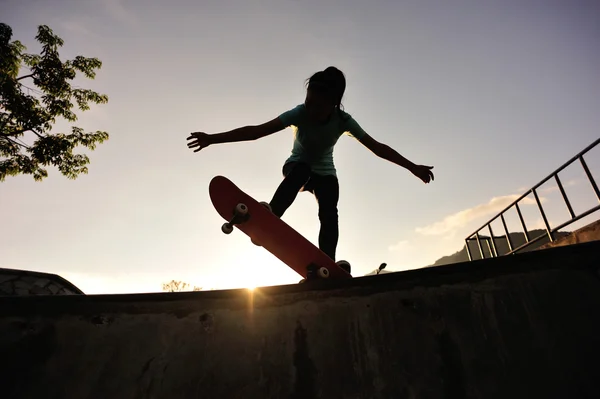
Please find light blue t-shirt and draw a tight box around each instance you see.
[278,104,367,176]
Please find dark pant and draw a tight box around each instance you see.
[269,162,339,260]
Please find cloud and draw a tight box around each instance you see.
[539,185,559,194]
[539,178,579,194]
[415,194,541,236]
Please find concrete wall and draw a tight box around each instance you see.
[1,241,600,399]
[539,218,600,250]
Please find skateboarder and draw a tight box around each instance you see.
[187,66,434,268]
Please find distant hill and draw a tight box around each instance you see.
[426,229,571,268]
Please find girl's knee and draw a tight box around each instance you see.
[318,206,338,223]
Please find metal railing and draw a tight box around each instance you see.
[465,138,600,261]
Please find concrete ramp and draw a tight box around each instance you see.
[2,241,600,399]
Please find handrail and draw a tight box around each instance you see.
[465,138,600,261]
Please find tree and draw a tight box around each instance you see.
[162,280,203,292]
[0,23,109,182]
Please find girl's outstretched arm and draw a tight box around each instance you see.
[358,133,434,184]
[187,117,285,152]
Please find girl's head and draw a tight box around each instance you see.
[304,66,346,123]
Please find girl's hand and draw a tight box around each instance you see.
[411,164,434,183]
[187,132,213,152]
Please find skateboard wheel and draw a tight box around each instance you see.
[221,223,233,234]
[251,237,262,246]
[259,201,272,213]
[235,203,248,216]
[318,267,329,278]
[299,278,306,284]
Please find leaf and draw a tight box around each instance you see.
[0,22,110,182]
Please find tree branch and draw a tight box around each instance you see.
[17,73,35,81]
[31,128,45,139]
[1,127,30,137]
[1,125,45,138]
[3,136,29,149]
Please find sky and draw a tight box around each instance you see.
[2,0,599,294]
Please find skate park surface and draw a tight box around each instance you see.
[1,239,600,399]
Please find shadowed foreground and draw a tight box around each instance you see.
[1,241,600,399]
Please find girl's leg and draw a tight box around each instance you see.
[269,162,311,217]
[311,174,340,260]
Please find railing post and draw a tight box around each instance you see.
[533,188,554,242]
[500,214,513,253]
[488,224,498,257]
[465,239,473,261]
[580,155,600,202]
[515,201,530,243]
[555,174,576,219]
[475,232,484,260]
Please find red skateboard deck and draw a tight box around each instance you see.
[209,175,352,280]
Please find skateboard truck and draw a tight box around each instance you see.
[299,260,352,283]
[221,203,250,234]
[302,263,330,282]
[221,201,273,247]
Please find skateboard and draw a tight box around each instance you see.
[208,175,353,281]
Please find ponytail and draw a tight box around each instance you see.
[306,66,346,109]
[305,66,350,122]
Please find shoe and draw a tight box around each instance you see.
[259,201,272,213]
[336,260,351,274]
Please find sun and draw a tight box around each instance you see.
[212,246,300,290]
